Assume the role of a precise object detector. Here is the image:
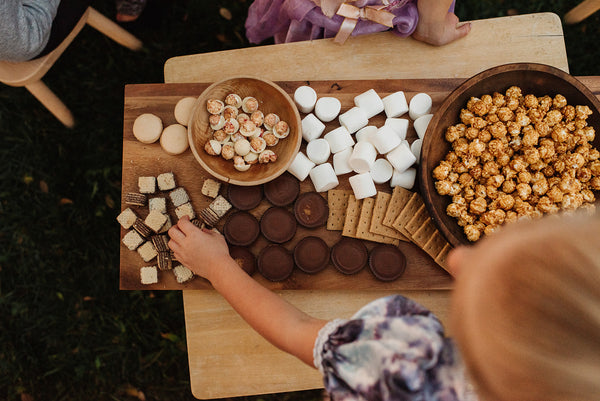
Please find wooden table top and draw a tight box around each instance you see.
[155,12,572,399]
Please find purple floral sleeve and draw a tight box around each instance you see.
[313,295,476,401]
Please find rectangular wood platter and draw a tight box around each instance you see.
[119,79,469,291]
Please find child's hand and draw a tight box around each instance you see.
[412,12,471,46]
[168,217,231,281]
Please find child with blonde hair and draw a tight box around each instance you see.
[169,210,600,400]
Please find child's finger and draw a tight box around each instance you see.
[168,238,180,252]
[168,225,186,241]
[178,216,199,235]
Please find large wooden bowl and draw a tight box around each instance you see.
[188,77,302,186]
[419,63,600,248]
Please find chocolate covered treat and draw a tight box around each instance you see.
[263,172,300,206]
[260,206,297,244]
[331,237,368,275]
[223,211,260,246]
[229,246,257,275]
[368,244,407,282]
[294,192,329,228]
[293,236,329,274]
[258,244,294,281]
[227,184,263,211]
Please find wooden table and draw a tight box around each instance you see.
[160,13,570,399]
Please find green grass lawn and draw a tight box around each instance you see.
[0,0,597,400]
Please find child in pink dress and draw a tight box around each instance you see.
[245,0,470,46]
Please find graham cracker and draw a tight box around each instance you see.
[356,198,399,245]
[412,219,437,248]
[369,192,409,241]
[342,195,363,238]
[435,243,453,273]
[405,204,430,236]
[392,192,424,238]
[383,186,413,228]
[422,230,449,259]
[327,189,352,231]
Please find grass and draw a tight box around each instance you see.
[0,0,597,400]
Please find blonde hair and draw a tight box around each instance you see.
[457,212,600,401]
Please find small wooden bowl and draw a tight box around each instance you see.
[188,76,302,186]
[419,63,600,247]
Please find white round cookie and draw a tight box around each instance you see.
[174,97,197,126]
[160,124,189,155]
[133,113,163,144]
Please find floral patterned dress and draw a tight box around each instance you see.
[313,295,477,401]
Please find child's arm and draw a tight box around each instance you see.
[412,0,471,46]
[169,217,328,367]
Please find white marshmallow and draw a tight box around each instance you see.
[409,93,433,120]
[324,126,355,154]
[391,167,416,189]
[370,158,393,184]
[383,91,409,118]
[301,113,326,142]
[348,141,377,173]
[413,113,433,139]
[309,163,339,192]
[349,173,377,200]
[384,118,409,140]
[370,125,402,154]
[386,141,417,173]
[314,97,342,122]
[333,147,353,175]
[354,89,384,119]
[294,86,317,114]
[306,138,331,165]
[355,125,377,143]
[339,107,368,134]
[410,138,423,163]
[287,151,315,181]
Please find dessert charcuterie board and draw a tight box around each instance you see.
[120,79,465,291]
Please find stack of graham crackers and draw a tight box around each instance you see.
[327,186,452,271]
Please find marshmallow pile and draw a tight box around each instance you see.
[287,86,433,200]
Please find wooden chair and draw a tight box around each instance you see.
[0,7,142,128]
[564,0,600,24]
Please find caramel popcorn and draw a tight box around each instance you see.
[434,86,598,241]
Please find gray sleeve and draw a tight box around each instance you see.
[0,0,61,62]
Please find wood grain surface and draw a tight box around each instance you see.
[120,79,463,290]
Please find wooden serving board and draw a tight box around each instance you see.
[120,79,464,290]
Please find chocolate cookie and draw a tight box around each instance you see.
[223,211,260,246]
[293,236,330,274]
[263,172,300,206]
[294,192,329,228]
[229,246,257,275]
[331,237,368,275]
[227,184,263,211]
[260,206,297,244]
[368,244,407,282]
[258,244,294,281]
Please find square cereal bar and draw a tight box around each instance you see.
[201,179,221,198]
[169,187,189,207]
[209,195,231,218]
[148,197,167,214]
[122,230,144,250]
[145,210,168,233]
[117,207,137,229]
[140,266,158,284]
[137,241,157,262]
[157,172,176,191]
[138,176,156,194]
[175,202,196,220]
[173,264,194,283]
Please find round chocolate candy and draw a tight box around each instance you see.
[258,244,294,281]
[368,244,407,282]
[227,184,263,211]
[331,237,368,275]
[229,246,257,275]
[260,206,297,244]
[223,211,260,246]
[293,236,329,274]
[294,192,329,228]
[263,172,300,206]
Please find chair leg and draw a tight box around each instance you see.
[564,0,600,24]
[86,7,143,51]
[25,80,75,128]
